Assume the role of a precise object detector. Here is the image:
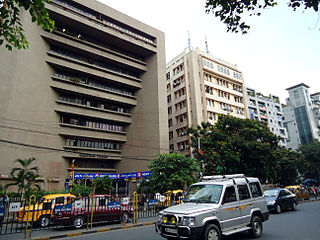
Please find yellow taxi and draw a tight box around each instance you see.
[285,185,309,200]
[163,190,184,206]
[17,193,76,227]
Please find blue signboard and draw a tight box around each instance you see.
[74,171,152,180]
[54,204,72,214]
[107,201,121,208]
[147,199,159,206]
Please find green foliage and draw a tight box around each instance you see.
[275,148,301,187]
[5,157,44,197]
[148,153,200,194]
[205,0,320,34]
[93,177,113,194]
[72,184,93,197]
[188,115,282,183]
[0,0,54,51]
[298,139,320,182]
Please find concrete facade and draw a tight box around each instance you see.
[246,88,288,147]
[0,0,168,191]
[283,83,320,150]
[166,48,248,156]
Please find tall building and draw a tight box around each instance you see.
[246,88,287,147]
[283,83,320,150]
[166,48,249,156]
[0,0,168,192]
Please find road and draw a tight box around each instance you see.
[66,201,320,240]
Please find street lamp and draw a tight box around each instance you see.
[70,159,75,194]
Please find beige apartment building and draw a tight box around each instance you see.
[0,0,168,192]
[166,48,249,156]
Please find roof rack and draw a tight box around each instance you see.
[201,174,249,184]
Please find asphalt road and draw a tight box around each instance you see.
[65,201,320,240]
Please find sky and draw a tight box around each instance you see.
[99,0,320,104]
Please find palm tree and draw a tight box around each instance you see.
[5,158,44,197]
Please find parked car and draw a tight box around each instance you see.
[52,194,132,229]
[264,188,298,213]
[285,185,309,200]
[17,193,76,227]
[156,174,269,240]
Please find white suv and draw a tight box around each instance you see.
[155,174,269,240]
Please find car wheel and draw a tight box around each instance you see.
[204,224,221,240]
[291,202,297,211]
[39,215,50,228]
[122,211,130,223]
[73,216,85,229]
[275,204,282,214]
[249,216,263,238]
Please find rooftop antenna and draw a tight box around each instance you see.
[205,35,209,53]
[187,30,191,50]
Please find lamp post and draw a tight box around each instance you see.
[197,131,211,179]
[70,159,75,194]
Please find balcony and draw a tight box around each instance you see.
[47,0,157,55]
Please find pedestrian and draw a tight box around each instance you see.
[171,191,175,206]
[0,192,9,226]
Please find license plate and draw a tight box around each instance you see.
[165,228,177,234]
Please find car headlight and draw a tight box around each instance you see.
[158,213,163,222]
[182,217,195,226]
[267,200,275,205]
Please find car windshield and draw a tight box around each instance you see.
[184,184,223,203]
[264,190,279,197]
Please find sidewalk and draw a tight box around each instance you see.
[1,216,158,240]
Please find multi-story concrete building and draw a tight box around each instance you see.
[166,48,249,156]
[0,0,168,192]
[246,88,288,147]
[283,83,320,150]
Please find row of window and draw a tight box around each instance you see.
[176,127,187,137]
[173,76,185,88]
[66,138,120,150]
[175,113,188,124]
[54,25,144,62]
[175,100,186,111]
[60,115,125,132]
[58,94,129,113]
[217,64,230,76]
[50,48,139,79]
[55,72,134,96]
[208,111,217,121]
[177,140,189,151]
[217,90,231,100]
[204,73,243,93]
[174,88,186,99]
[173,64,184,75]
[51,0,155,44]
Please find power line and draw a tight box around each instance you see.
[0,138,159,161]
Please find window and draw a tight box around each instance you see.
[56,197,65,204]
[249,182,263,198]
[223,186,237,203]
[237,185,251,200]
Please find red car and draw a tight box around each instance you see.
[52,195,132,229]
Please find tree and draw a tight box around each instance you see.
[148,153,200,194]
[205,0,320,34]
[275,148,301,187]
[0,0,54,51]
[5,157,44,197]
[93,177,113,194]
[188,115,281,183]
[298,139,320,182]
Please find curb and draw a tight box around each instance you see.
[32,222,157,240]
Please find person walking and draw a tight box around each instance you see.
[0,192,9,225]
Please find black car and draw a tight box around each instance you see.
[264,188,298,213]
